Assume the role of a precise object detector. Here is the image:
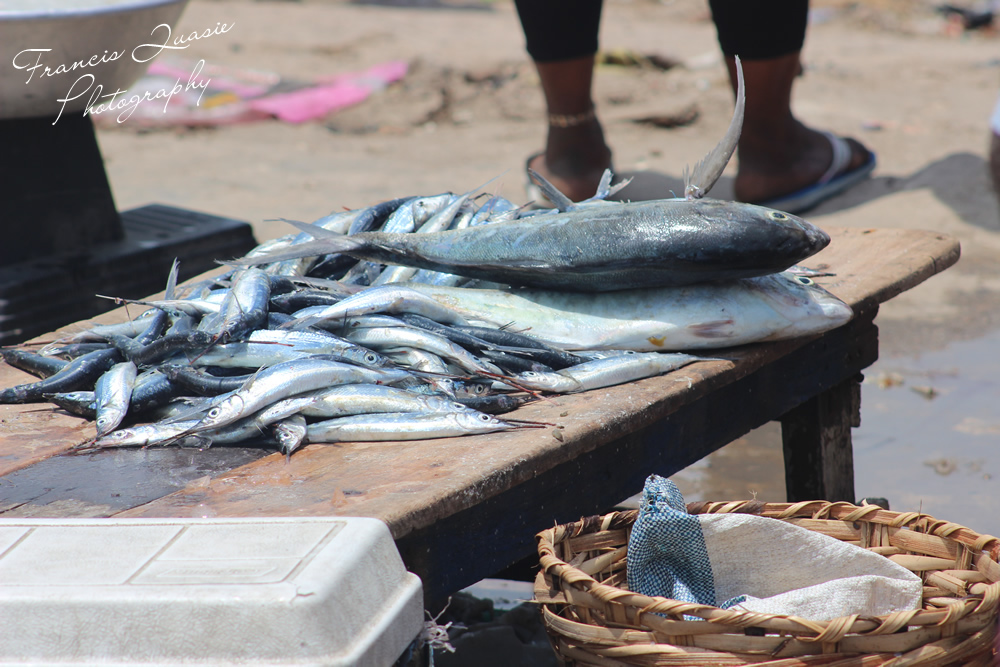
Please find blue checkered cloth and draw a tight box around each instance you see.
[625,475,924,621]
[626,475,745,610]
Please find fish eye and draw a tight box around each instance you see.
[477,413,491,422]
[767,211,788,221]
[208,407,221,418]
[365,353,378,363]
[794,276,814,286]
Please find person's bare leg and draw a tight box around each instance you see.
[724,53,872,204]
[527,55,613,202]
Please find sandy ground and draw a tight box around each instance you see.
[92,0,1000,530]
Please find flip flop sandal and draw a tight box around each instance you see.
[757,132,876,215]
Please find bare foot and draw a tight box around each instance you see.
[734,121,873,205]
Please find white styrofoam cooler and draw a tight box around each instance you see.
[0,517,423,666]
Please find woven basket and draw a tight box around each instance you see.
[534,501,1000,666]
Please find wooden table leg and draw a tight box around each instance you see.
[780,374,862,503]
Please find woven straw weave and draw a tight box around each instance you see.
[534,501,1000,666]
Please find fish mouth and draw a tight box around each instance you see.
[791,288,853,335]
[783,213,831,255]
[819,296,854,327]
[758,273,854,338]
[806,225,832,253]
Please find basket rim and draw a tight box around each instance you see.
[535,500,1000,645]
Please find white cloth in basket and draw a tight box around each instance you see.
[626,475,923,621]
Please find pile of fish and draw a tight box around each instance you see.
[0,265,722,455]
[0,58,854,456]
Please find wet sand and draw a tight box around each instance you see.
[93,0,1000,537]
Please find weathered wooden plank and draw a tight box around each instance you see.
[818,228,960,310]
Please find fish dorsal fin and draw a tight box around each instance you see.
[528,168,633,210]
[594,170,614,199]
[685,55,745,200]
[590,169,632,201]
[165,259,180,301]
[526,168,575,212]
[576,169,633,206]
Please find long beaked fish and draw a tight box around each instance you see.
[400,272,854,351]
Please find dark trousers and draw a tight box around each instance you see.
[513,0,809,63]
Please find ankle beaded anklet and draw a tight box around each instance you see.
[548,107,596,128]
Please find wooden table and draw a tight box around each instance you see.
[0,227,960,610]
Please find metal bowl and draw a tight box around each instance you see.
[0,0,191,120]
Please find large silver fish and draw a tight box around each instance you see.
[401,272,853,351]
[242,200,828,293]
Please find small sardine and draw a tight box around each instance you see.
[493,370,581,394]
[1,349,69,379]
[0,348,123,404]
[47,391,97,419]
[344,327,501,377]
[94,361,138,436]
[554,352,707,393]
[453,393,536,414]
[103,330,216,365]
[306,411,518,442]
[192,357,415,431]
[161,365,254,396]
[192,329,390,370]
[129,370,182,415]
[297,384,470,419]
[197,268,271,342]
[85,415,272,451]
[272,414,308,456]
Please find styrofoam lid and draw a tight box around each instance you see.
[0,517,423,666]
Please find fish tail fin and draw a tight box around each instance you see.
[685,55,744,200]
[280,218,348,240]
